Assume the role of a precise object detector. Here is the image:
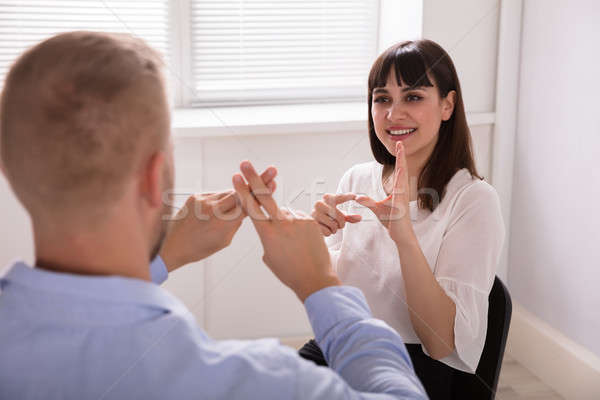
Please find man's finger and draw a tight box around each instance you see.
[260,166,277,191]
[215,191,237,213]
[213,190,234,199]
[221,203,246,223]
[240,161,281,220]
[227,167,276,209]
[232,173,268,223]
[294,209,311,220]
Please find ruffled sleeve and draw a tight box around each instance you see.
[429,181,505,372]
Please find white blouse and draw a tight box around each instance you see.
[326,161,505,372]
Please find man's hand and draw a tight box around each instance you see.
[160,167,277,272]
[233,161,340,302]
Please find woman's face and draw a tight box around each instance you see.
[371,69,455,162]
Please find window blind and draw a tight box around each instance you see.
[189,0,379,105]
[0,0,170,87]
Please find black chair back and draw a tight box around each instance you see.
[298,276,513,399]
[453,276,512,399]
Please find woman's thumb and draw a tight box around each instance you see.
[344,214,362,223]
[355,196,379,214]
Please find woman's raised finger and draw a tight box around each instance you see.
[392,142,409,200]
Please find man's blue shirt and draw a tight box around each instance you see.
[0,259,426,399]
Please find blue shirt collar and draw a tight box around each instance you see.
[1,261,189,317]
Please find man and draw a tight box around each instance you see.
[0,32,426,399]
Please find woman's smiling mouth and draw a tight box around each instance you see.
[388,128,417,136]
[386,128,417,140]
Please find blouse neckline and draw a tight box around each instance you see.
[373,162,418,205]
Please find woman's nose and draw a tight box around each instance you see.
[387,101,408,120]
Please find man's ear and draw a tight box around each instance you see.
[141,151,166,209]
[441,90,457,121]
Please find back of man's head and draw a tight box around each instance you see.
[0,31,169,222]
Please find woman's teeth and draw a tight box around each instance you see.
[388,128,417,136]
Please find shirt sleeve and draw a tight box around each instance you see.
[432,182,505,372]
[299,286,427,398]
[155,286,427,399]
[149,256,168,285]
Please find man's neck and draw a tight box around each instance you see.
[33,218,151,281]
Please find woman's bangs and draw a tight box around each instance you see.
[371,45,434,89]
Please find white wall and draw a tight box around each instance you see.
[0,178,33,273]
[422,0,499,113]
[509,0,600,358]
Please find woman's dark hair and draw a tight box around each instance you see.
[367,39,481,211]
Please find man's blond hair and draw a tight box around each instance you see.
[0,31,169,219]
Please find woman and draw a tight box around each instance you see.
[299,39,505,399]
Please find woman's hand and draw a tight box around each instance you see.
[356,141,414,245]
[359,142,456,358]
[311,193,362,236]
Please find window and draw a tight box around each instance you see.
[0,1,170,84]
[0,0,380,107]
[187,0,379,106]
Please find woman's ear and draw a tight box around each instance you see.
[141,151,166,209]
[441,90,457,121]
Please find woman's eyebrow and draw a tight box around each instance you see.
[401,85,427,92]
[373,86,428,94]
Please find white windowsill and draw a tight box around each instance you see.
[172,102,496,138]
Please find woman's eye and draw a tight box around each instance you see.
[406,94,422,102]
[373,96,390,103]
